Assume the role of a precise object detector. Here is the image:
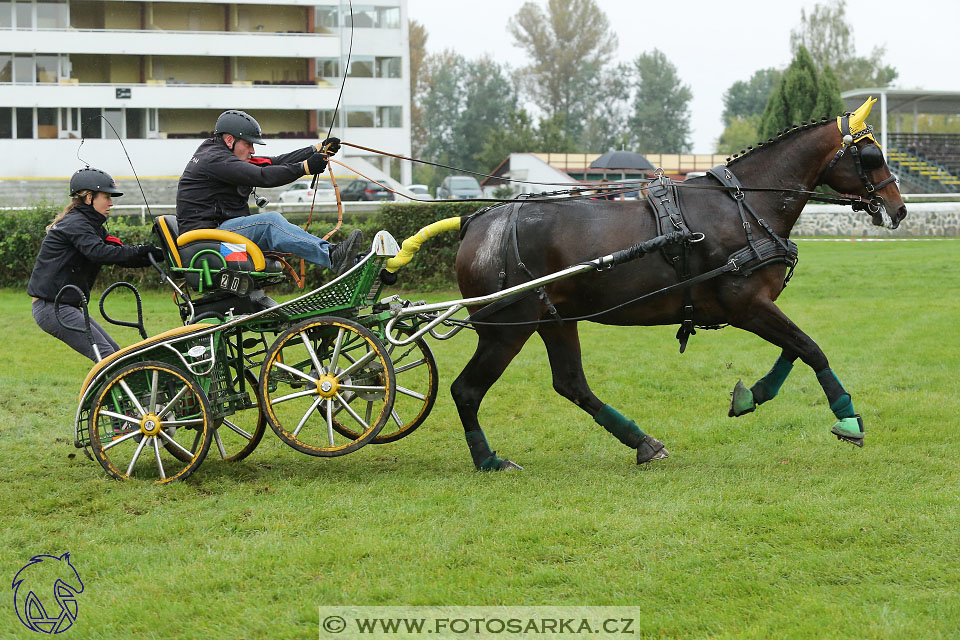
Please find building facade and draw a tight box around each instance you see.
[0,0,411,183]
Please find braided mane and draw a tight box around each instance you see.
[725,117,835,166]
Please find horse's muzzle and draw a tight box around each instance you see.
[890,204,907,229]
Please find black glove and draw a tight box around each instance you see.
[136,244,165,262]
[305,152,328,175]
[320,136,341,156]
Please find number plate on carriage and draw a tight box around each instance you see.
[217,270,253,295]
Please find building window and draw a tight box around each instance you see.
[377,106,401,128]
[35,54,58,83]
[345,107,374,128]
[80,108,101,138]
[347,56,374,78]
[37,107,56,138]
[0,54,11,82]
[315,6,337,29]
[14,54,33,82]
[317,58,339,78]
[0,107,11,138]
[346,5,400,29]
[318,109,340,129]
[13,0,31,28]
[36,1,67,29]
[375,56,401,79]
[16,107,32,138]
[0,2,12,28]
[126,108,144,138]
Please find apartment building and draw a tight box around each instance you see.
[0,0,411,183]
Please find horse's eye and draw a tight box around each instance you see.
[860,144,884,171]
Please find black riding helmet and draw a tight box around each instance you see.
[69,167,123,197]
[214,110,265,145]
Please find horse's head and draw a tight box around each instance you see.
[819,97,907,229]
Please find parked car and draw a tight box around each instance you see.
[406,183,433,199]
[340,178,394,201]
[437,175,482,200]
[277,180,336,205]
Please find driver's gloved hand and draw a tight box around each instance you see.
[319,137,341,156]
[304,152,328,175]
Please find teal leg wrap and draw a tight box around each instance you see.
[751,355,794,405]
[465,430,505,471]
[594,404,646,448]
[816,369,856,419]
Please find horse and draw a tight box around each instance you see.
[449,98,907,470]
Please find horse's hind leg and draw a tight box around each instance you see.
[732,300,865,446]
[537,323,668,464]
[450,327,533,471]
[729,349,797,417]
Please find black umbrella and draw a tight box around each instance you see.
[589,151,654,171]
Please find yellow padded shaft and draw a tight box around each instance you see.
[177,229,266,271]
[384,217,461,273]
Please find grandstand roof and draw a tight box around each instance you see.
[842,89,960,115]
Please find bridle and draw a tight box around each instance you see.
[824,115,898,215]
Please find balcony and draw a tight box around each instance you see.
[0,81,340,110]
[2,27,339,58]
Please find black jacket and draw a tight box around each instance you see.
[27,203,152,305]
[176,137,316,234]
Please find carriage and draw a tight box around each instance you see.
[70,222,441,484]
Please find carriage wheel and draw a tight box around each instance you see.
[332,326,438,444]
[166,368,265,463]
[89,361,212,484]
[259,317,395,457]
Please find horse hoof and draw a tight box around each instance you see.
[498,459,524,471]
[831,415,865,448]
[728,379,757,417]
[636,435,669,465]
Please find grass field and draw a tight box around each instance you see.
[1,240,958,639]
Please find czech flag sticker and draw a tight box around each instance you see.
[220,241,249,264]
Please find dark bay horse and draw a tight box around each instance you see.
[451,99,906,470]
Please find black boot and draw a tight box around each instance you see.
[328,229,365,275]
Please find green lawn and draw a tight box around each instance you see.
[1,240,958,639]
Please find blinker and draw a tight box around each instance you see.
[860,144,884,171]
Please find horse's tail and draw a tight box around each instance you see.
[384,217,462,273]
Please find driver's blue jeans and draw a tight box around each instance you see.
[218,212,332,268]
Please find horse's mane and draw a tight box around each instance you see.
[725,117,835,166]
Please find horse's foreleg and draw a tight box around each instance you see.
[538,323,668,464]
[450,328,532,471]
[732,301,864,446]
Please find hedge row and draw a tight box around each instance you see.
[0,202,486,290]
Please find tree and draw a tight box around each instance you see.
[450,57,517,170]
[475,109,539,173]
[408,20,428,146]
[508,0,617,140]
[628,49,692,153]
[416,50,465,161]
[722,68,782,124]
[579,63,634,152]
[789,0,897,90]
[717,115,762,155]
[759,45,842,139]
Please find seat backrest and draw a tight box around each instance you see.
[153,215,183,267]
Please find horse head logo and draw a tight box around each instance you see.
[12,553,84,634]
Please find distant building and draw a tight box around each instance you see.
[0,0,411,183]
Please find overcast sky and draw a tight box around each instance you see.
[408,0,960,153]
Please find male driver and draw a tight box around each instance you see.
[176,109,363,275]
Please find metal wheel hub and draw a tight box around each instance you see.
[140,413,163,436]
[315,374,339,398]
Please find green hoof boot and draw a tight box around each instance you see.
[636,436,669,465]
[831,414,865,448]
[728,379,757,417]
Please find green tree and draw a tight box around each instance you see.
[717,115,762,155]
[579,63,633,153]
[759,45,841,139]
[789,0,897,90]
[416,50,465,161]
[628,49,692,153]
[508,0,617,140]
[475,109,540,174]
[408,20,428,147]
[449,57,516,170]
[722,68,782,124]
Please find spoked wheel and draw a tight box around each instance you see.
[89,361,212,483]
[166,368,265,463]
[333,325,438,444]
[260,317,396,457]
